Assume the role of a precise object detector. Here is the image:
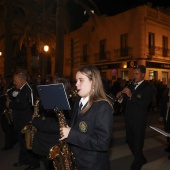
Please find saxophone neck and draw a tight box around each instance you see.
[33,98,40,117]
[57,110,67,128]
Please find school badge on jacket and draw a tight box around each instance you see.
[79,121,87,132]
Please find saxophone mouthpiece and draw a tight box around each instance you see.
[69,89,80,98]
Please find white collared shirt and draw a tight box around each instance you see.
[79,96,89,109]
[135,80,144,89]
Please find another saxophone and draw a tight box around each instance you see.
[1,86,15,125]
[48,109,76,170]
[21,98,40,150]
[2,108,13,125]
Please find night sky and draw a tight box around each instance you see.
[69,0,170,31]
[93,0,170,15]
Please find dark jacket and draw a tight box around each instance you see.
[67,100,113,170]
[9,83,33,130]
[32,111,60,156]
[32,109,71,157]
[160,88,169,117]
[122,80,154,170]
[124,80,153,126]
[160,88,170,133]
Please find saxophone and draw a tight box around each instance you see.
[48,110,76,170]
[2,108,13,125]
[21,98,40,150]
[1,86,15,125]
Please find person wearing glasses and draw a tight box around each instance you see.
[60,65,113,170]
[116,65,154,170]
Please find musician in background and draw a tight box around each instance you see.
[159,78,170,159]
[0,85,18,151]
[6,71,40,170]
[116,65,154,170]
[32,77,72,170]
[60,65,113,170]
[0,75,6,115]
[0,75,17,151]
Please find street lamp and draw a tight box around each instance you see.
[44,45,49,52]
[0,52,2,56]
[42,45,49,83]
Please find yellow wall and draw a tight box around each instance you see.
[64,5,170,83]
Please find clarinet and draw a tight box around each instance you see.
[114,78,135,102]
[166,88,170,122]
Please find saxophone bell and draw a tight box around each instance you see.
[21,98,40,150]
[48,110,76,170]
[48,144,61,160]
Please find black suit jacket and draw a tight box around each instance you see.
[160,88,170,133]
[32,111,60,156]
[160,88,169,117]
[32,108,71,156]
[9,83,33,130]
[67,99,113,170]
[124,80,153,126]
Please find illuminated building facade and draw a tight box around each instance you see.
[64,5,170,83]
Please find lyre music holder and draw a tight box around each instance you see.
[37,83,71,110]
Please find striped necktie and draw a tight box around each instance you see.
[78,102,83,113]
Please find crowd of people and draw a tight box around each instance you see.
[0,64,170,170]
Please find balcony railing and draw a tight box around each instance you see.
[93,51,111,62]
[147,45,170,57]
[113,47,133,58]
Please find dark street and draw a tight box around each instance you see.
[0,110,169,170]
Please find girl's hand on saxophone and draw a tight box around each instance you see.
[59,126,71,140]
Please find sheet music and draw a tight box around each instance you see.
[150,126,170,137]
[37,83,71,110]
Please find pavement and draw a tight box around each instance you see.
[109,109,170,170]
[0,109,170,170]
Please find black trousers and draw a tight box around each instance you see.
[126,122,146,170]
[1,115,17,148]
[17,130,40,166]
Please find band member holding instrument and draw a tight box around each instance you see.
[32,77,72,170]
[6,71,40,170]
[0,75,17,151]
[0,85,18,151]
[159,78,170,159]
[116,65,153,170]
[60,65,113,170]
